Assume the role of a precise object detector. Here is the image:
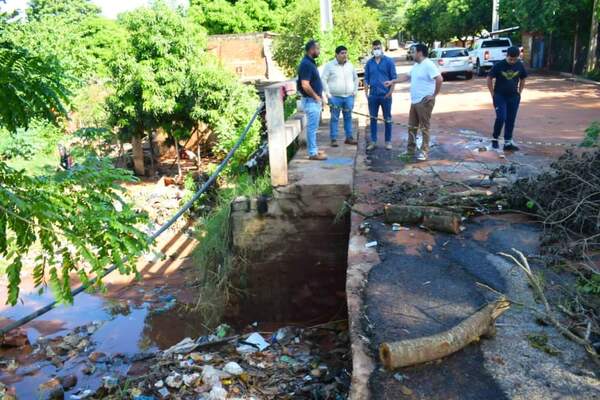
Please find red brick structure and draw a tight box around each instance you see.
[207,32,285,82]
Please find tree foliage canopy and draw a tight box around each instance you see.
[107,1,261,170]
[190,0,289,34]
[274,0,381,74]
[403,0,491,45]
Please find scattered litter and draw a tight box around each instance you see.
[359,222,371,234]
[393,372,407,382]
[223,361,244,376]
[165,372,183,389]
[182,372,200,387]
[157,387,170,398]
[236,332,269,353]
[365,241,378,248]
[422,281,431,286]
[392,223,410,231]
[164,337,197,356]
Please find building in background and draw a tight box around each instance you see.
[207,32,286,83]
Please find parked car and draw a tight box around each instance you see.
[468,37,512,76]
[429,47,473,79]
[404,41,415,50]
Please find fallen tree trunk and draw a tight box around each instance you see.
[379,298,510,370]
[384,205,461,234]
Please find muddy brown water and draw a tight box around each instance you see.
[0,288,211,398]
[0,217,351,399]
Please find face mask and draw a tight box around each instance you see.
[373,49,383,57]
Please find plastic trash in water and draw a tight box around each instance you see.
[236,332,270,353]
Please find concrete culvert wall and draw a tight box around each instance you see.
[227,195,351,327]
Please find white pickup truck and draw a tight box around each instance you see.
[468,37,512,76]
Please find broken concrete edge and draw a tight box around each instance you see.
[346,117,379,400]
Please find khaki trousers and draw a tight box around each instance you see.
[408,98,435,155]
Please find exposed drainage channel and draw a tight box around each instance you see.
[0,183,353,400]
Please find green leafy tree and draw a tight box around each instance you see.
[108,1,261,176]
[1,10,149,305]
[440,0,491,45]
[107,2,207,176]
[403,0,446,46]
[274,0,381,75]
[190,0,289,34]
[500,0,595,71]
[26,0,100,22]
[0,41,70,133]
[0,160,149,305]
[368,0,409,36]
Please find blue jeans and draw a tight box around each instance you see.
[493,93,521,142]
[368,95,393,143]
[329,95,355,140]
[302,97,322,156]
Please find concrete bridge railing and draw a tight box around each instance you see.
[264,80,306,187]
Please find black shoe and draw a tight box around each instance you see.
[491,139,499,149]
[331,140,339,147]
[503,143,520,151]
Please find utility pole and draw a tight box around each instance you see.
[492,0,500,33]
[320,0,333,32]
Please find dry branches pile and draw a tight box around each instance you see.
[506,149,600,266]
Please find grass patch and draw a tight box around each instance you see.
[581,121,600,148]
[0,120,64,175]
[192,171,272,327]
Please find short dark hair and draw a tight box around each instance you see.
[305,40,318,52]
[415,44,428,56]
[372,40,382,47]
[335,45,348,54]
[507,46,520,57]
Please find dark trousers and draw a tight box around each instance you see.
[368,95,393,143]
[493,93,521,142]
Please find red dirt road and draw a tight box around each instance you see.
[382,69,600,144]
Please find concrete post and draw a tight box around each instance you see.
[320,0,333,32]
[492,0,500,33]
[265,86,288,186]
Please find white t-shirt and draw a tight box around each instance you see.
[409,58,440,104]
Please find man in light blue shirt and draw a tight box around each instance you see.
[364,40,397,151]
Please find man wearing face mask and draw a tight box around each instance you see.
[298,40,327,160]
[364,40,397,151]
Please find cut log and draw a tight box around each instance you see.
[422,214,461,234]
[384,205,461,234]
[379,298,510,370]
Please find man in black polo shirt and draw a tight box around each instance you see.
[298,40,327,160]
[487,46,528,152]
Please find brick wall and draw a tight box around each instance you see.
[207,33,269,81]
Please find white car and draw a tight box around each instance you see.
[428,47,473,80]
[468,37,513,76]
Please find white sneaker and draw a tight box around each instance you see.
[416,151,427,161]
[367,143,377,151]
[385,142,392,150]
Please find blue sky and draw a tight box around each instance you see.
[1,0,189,19]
